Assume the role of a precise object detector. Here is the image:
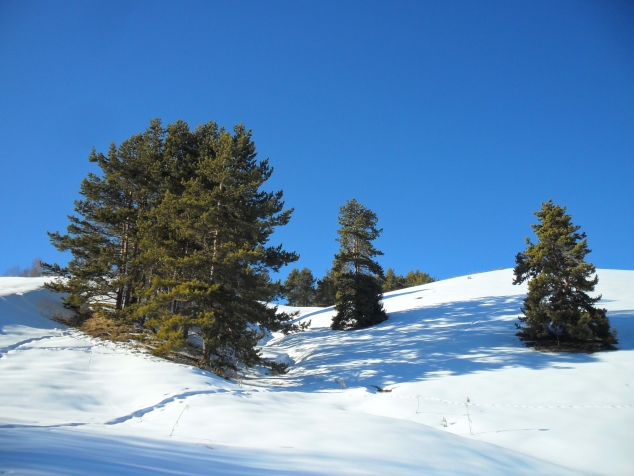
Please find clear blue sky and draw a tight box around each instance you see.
[1,0,633,280]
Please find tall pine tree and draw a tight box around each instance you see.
[44,119,167,314]
[331,199,387,330]
[130,122,304,374]
[513,200,617,349]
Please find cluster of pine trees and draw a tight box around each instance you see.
[44,119,306,375]
[44,118,617,376]
[282,268,336,307]
[44,119,416,373]
[382,269,435,292]
[284,267,434,306]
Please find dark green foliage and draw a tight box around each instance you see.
[382,268,403,292]
[44,119,305,375]
[403,270,435,287]
[331,199,387,330]
[314,269,336,306]
[513,200,617,348]
[382,268,435,292]
[284,268,316,306]
[44,119,167,314]
[333,273,386,329]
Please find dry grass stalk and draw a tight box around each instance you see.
[170,404,190,436]
[465,397,473,435]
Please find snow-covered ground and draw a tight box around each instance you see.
[1,270,632,475]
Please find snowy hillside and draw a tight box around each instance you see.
[1,270,633,475]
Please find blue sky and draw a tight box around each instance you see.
[1,0,633,280]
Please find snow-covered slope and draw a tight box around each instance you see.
[1,270,632,475]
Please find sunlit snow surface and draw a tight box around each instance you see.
[1,270,633,475]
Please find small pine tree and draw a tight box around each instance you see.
[383,268,405,292]
[314,269,336,306]
[382,268,435,292]
[513,200,617,348]
[331,199,387,330]
[284,268,316,306]
[404,270,435,287]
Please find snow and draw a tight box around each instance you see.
[1,269,633,475]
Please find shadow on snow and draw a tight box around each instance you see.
[272,296,634,391]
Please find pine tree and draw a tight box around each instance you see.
[130,122,304,374]
[513,200,617,349]
[331,199,387,330]
[284,268,316,306]
[314,269,336,306]
[43,119,167,314]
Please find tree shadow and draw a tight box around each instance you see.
[605,310,634,351]
[0,287,71,332]
[270,296,631,391]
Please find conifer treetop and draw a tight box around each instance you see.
[335,198,384,277]
[514,199,593,285]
